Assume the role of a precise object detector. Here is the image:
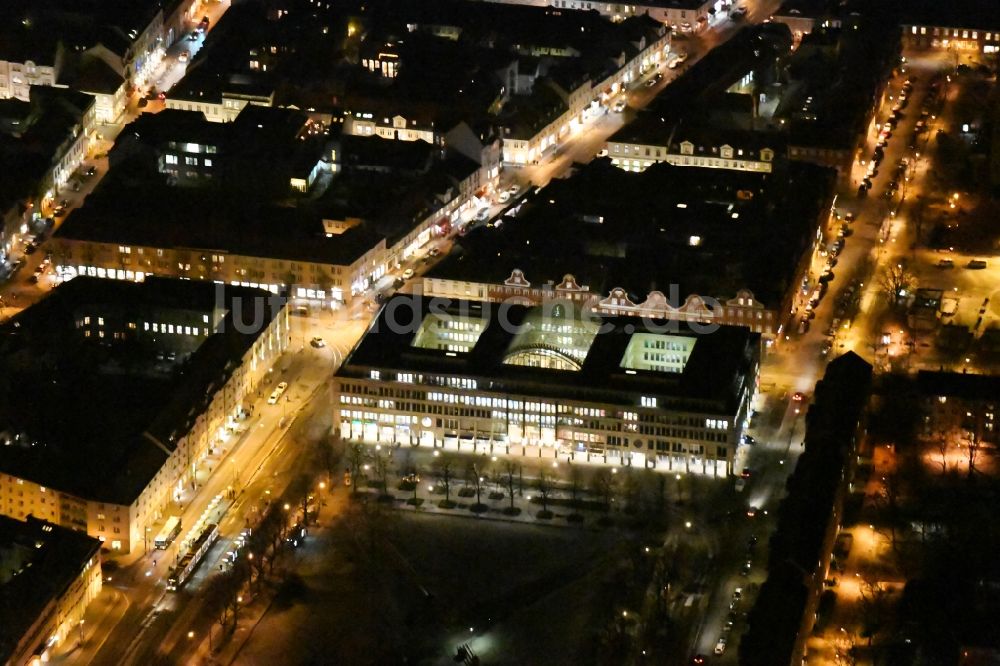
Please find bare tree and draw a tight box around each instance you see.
[592,469,616,511]
[347,442,366,495]
[434,457,455,507]
[934,430,950,475]
[503,461,519,513]
[372,448,391,496]
[535,469,553,514]
[470,463,487,512]
[877,263,917,305]
[966,429,981,479]
[568,464,584,508]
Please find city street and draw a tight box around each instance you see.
[44,310,364,666]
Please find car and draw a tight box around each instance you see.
[53,207,66,217]
[267,381,289,405]
[821,339,833,355]
[733,587,743,601]
[793,391,806,401]
[746,505,758,518]
[797,317,809,335]
[402,268,415,279]
[310,337,325,348]
[24,241,38,255]
[188,32,199,41]
[475,207,491,222]
[748,535,758,548]
[734,477,746,493]
[166,351,177,361]
[741,560,752,575]
[740,468,753,479]
[498,190,511,203]
[714,638,727,655]
[402,473,421,484]
[612,99,627,113]
[726,612,737,627]
[392,277,405,288]
[675,52,688,64]
[508,184,521,195]
[742,434,756,445]
[967,259,987,269]
[730,6,747,18]
[691,656,707,665]
[178,51,189,63]
[937,258,954,269]
[428,247,441,257]
[645,76,659,86]
[844,212,856,223]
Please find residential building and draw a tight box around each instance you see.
[0,516,102,665]
[424,157,836,344]
[334,294,760,476]
[51,105,490,306]
[476,0,719,29]
[900,0,1000,54]
[917,371,999,449]
[0,277,289,554]
[0,89,97,269]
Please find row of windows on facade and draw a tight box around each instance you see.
[340,382,725,418]
[165,154,213,167]
[613,143,772,160]
[340,410,728,455]
[102,247,344,277]
[910,26,1000,40]
[339,398,729,432]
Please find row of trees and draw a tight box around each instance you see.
[202,471,319,646]
[346,443,675,526]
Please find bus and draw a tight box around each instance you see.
[167,523,219,591]
[153,516,182,550]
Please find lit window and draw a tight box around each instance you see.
[165,154,178,165]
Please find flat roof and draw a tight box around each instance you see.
[916,371,1000,402]
[0,516,101,664]
[338,294,760,413]
[0,277,281,505]
[900,0,1000,30]
[430,157,835,306]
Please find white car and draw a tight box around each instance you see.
[475,207,491,222]
[507,184,520,195]
[674,52,688,64]
[613,99,627,113]
[714,637,727,655]
[402,268,415,279]
[498,191,511,203]
[267,381,289,405]
[178,51,189,63]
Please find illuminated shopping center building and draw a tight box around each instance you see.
[334,295,760,476]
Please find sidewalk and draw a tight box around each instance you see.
[49,587,129,664]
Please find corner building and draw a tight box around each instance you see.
[334,295,760,476]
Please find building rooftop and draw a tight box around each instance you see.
[0,277,282,505]
[430,157,834,306]
[900,0,1000,30]
[0,516,101,665]
[916,371,1000,402]
[339,294,760,412]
